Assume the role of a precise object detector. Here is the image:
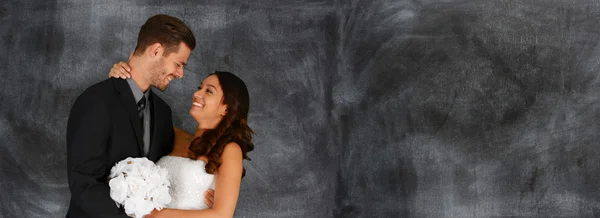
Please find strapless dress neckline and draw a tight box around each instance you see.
[156,155,215,210]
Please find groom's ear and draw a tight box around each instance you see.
[147,43,163,58]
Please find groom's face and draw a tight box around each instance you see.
[149,42,191,91]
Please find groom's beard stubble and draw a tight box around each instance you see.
[149,58,169,92]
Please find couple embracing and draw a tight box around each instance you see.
[66,14,253,218]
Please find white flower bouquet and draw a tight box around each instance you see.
[108,157,171,218]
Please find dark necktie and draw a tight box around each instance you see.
[137,96,146,128]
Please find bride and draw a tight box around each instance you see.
[109,64,254,217]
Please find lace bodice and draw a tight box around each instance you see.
[156,156,215,210]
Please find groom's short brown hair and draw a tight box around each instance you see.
[133,14,196,56]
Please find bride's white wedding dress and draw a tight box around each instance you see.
[156,156,215,210]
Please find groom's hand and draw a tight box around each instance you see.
[204,189,215,208]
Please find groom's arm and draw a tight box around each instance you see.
[66,90,128,218]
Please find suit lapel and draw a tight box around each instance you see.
[148,91,162,162]
[113,79,144,155]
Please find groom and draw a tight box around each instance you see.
[66,14,195,217]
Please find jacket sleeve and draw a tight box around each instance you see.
[66,90,129,218]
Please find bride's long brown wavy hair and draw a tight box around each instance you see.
[188,71,254,177]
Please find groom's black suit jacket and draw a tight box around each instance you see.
[66,78,174,218]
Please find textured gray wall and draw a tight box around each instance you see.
[2,0,600,217]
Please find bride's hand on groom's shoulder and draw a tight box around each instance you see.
[108,61,131,79]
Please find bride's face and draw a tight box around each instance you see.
[189,75,228,124]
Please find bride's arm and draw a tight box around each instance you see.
[151,142,244,218]
[174,127,194,141]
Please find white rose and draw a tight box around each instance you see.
[136,157,154,168]
[123,196,154,218]
[108,174,128,204]
[140,166,155,179]
[109,163,122,178]
[145,171,163,186]
[148,185,171,208]
[126,164,143,178]
[126,176,149,197]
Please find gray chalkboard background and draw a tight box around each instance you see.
[2,0,600,217]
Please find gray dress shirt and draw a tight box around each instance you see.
[126,78,151,156]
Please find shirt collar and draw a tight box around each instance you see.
[126,78,150,102]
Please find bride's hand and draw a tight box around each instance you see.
[204,189,214,208]
[108,61,131,79]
